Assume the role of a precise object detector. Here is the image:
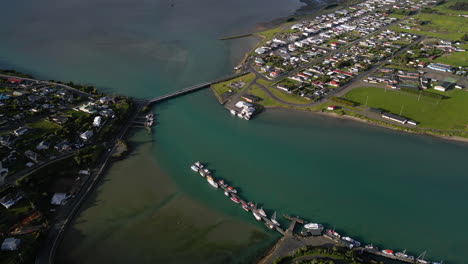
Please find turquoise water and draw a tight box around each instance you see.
[1,0,468,263]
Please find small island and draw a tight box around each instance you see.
[212,0,468,142]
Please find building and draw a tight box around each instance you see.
[241,94,260,103]
[327,105,337,110]
[36,141,50,150]
[55,141,72,152]
[434,82,453,92]
[80,130,94,141]
[427,63,453,72]
[1,238,21,251]
[13,127,29,136]
[93,116,102,127]
[382,112,407,124]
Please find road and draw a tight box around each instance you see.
[35,102,144,264]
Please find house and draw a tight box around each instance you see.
[99,96,113,104]
[1,238,21,251]
[0,135,13,147]
[277,85,293,93]
[241,94,260,103]
[36,141,51,150]
[24,150,40,163]
[6,78,21,84]
[55,141,72,152]
[0,93,10,100]
[427,63,453,72]
[0,191,24,209]
[434,82,453,92]
[80,130,94,141]
[327,105,337,110]
[50,193,70,205]
[93,116,102,127]
[382,112,407,124]
[13,127,29,136]
[78,102,97,114]
[99,109,114,118]
[0,161,8,180]
[51,115,69,125]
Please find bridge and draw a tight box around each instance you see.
[145,71,248,105]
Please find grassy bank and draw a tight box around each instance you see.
[211,73,255,99]
[344,87,468,131]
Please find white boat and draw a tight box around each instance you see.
[258,207,266,217]
[195,161,203,168]
[190,165,199,172]
[252,211,262,221]
[304,223,324,230]
[243,115,250,120]
[203,168,211,175]
[206,176,218,188]
[230,109,236,115]
[271,211,280,226]
[237,113,243,118]
[199,170,206,177]
[224,191,230,197]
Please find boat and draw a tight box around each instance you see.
[382,249,394,255]
[227,186,237,193]
[258,207,266,217]
[190,165,199,172]
[199,170,206,177]
[326,229,341,238]
[230,196,240,203]
[243,115,250,120]
[237,113,243,118]
[365,244,378,250]
[218,180,228,188]
[224,191,230,197]
[203,168,211,175]
[266,223,275,230]
[206,176,218,188]
[230,109,236,115]
[304,223,324,230]
[195,161,203,168]
[395,250,409,258]
[342,236,360,246]
[271,211,280,226]
[242,203,250,212]
[252,211,262,221]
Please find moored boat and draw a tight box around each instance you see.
[190,165,199,172]
[199,169,206,177]
[218,180,228,188]
[258,207,266,217]
[252,211,262,221]
[271,211,280,226]
[266,223,275,230]
[224,191,230,197]
[195,161,203,168]
[304,223,324,230]
[230,109,236,115]
[227,186,237,193]
[231,196,240,203]
[206,176,218,188]
[242,203,250,212]
[382,249,394,255]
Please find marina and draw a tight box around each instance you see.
[190,161,444,264]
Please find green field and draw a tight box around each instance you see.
[210,73,255,98]
[267,86,311,105]
[430,1,468,15]
[29,120,62,131]
[246,85,283,108]
[432,51,468,67]
[344,87,468,131]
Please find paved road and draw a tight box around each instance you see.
[35,102,144,264]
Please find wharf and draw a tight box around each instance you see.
[362,248,419,264]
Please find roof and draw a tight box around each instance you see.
[382,112,407,122]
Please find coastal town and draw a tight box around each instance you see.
[0,0,466,263]
[0,72,136,263]
[212,0,467,141]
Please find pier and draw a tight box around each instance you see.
[191,161,441,264]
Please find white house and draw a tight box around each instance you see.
[80,130,94,141]
[93,116,102,127]
[1,238,21,251]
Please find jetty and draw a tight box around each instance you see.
[190,161,442,264]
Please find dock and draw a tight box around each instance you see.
[191,162,439,264]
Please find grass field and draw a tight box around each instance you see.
[211,73,255,98]
[344,87,468,131]
[246,85,283,108]
[392,12,468,41]
[430,0,468,15]
[267,86,311,104]
[432,51,468,67]
[29,120,62,131]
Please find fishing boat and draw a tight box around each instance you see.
[230,196,240,203]
[382,249,394,255]
[230,109,236,115]
[258,207,266,217]
[206,176,218,188]
[199,170,206,177]
[365,244,378,250]
[252,211,262,221]
[190,165,199,172]
[227,186,237,193]
[218,180,228,188]
[266,223,275,230]
[271,211,280,226]
[304,223,324,230]
[195,161,203,168]
[342,236,360,246]
[203,168,211,175]
[395,250,409,258]
[224,191,230,197]
[242,203,250,212]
